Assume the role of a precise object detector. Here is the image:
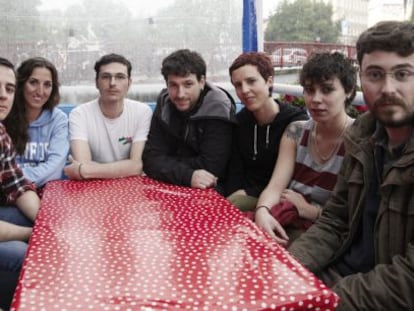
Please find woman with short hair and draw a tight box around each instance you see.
[254,52,357,246]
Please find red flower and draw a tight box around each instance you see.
[284,94,296,102]
[355,104,368,113]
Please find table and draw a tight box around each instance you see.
[11,176,339,310]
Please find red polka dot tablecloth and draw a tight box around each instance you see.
[12,176,339,311]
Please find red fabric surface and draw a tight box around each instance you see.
[11,176,338,310]
[270,201,313,230]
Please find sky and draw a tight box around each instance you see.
[39,0,280,18]
[263,0,280,17]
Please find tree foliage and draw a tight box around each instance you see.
[0,0,242,84]
[149,0,241,76]
[61,0,241,79]
[0,0,44,63]
[0,0,42,41]
[65,0,132,46]
[265,0,341,43]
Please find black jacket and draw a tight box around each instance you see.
[225,100,308,197]
[143,82,236,188]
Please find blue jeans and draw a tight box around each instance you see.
[0,270,19,310]
[0,207,33,272]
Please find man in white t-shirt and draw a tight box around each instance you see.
[64,53,152,180]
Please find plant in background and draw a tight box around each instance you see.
[279,93,368,118]
[279,94,305,108]
[346,104,368,118]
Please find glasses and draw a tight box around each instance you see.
[98,73,128,82]
[361,68,414,83]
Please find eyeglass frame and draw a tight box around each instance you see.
[360,67,414,83]
[98,73,129,82]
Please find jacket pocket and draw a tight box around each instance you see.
[345,168,364,217]
[381,185,414,260]
[386,186,414,215]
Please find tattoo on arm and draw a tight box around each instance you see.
[285,122,304,143]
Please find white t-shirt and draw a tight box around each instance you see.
[69,98,152,163]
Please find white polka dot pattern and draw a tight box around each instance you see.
[11,176,339,310]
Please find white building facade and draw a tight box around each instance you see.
[266,0,412,44]
[322,0,369,44]
[271,0,370,44]
[368,0,413,26]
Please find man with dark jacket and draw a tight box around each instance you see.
[288,21,414,310]
[143,49,236,192]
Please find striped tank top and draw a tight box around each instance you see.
[288,119,349,206]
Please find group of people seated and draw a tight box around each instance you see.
[0,20,413,310]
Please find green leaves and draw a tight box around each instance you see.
[265,0,341,43]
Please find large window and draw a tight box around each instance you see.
[0,0,242,87]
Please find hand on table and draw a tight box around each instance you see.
[63,156,83,180]
[191,169,217,189]
[255,207,289,247]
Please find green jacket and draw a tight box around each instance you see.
[289,112,414,310]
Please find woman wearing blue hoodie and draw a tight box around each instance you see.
[4,57,69,188]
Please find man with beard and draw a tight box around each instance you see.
[143,49,236,192]
[288,21,414,310]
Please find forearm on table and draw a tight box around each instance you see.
[80,160,143,179]
[144,156,194,186]
[23,156,67,186]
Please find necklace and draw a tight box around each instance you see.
[312,117,348,162]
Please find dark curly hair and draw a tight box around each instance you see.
[161,49,206,82]
[299,52,357,106]
[356,21,414,65]
[229,52,274,96]
[4,57,60,154]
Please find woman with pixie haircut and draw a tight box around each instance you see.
[226,52,308,211]
[255,52,356,245]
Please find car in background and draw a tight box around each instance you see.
[271,48,308,67]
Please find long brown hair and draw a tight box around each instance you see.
[4,57,60,154]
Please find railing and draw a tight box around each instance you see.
[264,41,357,69]
[60,82,365,107]
[273,83,365,107]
